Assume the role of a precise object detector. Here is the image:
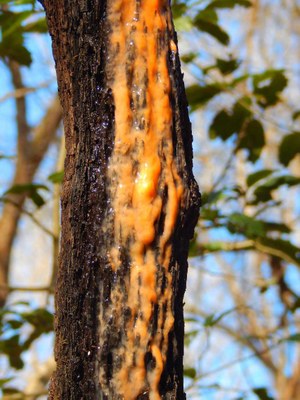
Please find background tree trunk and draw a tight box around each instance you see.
[42,1,200,399]
[0,93,61,306]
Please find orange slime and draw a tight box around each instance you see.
[100,1,184,398]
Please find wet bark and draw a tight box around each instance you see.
[42,1,200,399]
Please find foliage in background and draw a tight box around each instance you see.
[172,1,300,398]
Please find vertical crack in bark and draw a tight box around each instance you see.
[99,1,185,399]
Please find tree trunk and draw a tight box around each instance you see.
[42,1,200,399]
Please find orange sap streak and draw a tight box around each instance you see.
[102,1,184,398]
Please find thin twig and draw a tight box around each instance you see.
[186,338,283,387]
[0,81,53,104]
[2,198,57,239]
[209,146,236,192]
[0,284,52,292]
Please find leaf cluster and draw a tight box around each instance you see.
[175,1,300,397]
[0,302,53,370]
[0,1,47,66]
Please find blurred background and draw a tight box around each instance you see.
[0,0,300,399]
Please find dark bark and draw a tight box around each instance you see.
[43,1,200,399]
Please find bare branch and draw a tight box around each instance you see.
[8,60,30,161]
[2,198,58,239]
[197,239,300,267]
[197,339,282,380]
[0,94,62,305]
[0,284,52,292]
[0,81,52,104]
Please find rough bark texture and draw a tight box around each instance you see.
[43,1,200,399]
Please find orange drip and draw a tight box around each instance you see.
[100,1,184,398]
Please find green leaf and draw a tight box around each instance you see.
[194,18,230,45]
[2,387,23,395]
[209,98,252,140]
[0,306,54,370]
[171,2,187,19]
[0,34,32,66]
[30,191,45,207]
[0,0,35,4]
[253,388,274,400]
[21,308,53,330]
[48,170,64,184]
[280,333,300,342]
[0,9,44,65]
[263,221,290,234]
[184,329,199,346]
[201,190,226,206]
[252,70,288,108]
[0,378,13,388]
[195,8,218,24]
[292,110,300,120]
[0,153,15,160]
[4,183,49,208]
[200,209,222,222]
[189,235,199,257]
[6,319,23,329]
[231,73,250,86]
[181,52,197,64]
[279,132,300,166]
[232,98,252,124]
[186,84,222,109]
[209,110,235,140]
[0,10,32,39]
[246,169,274,187]
[256,237,300,267]
[4,183,49,195]
[23,17,48,33]
[252,175,300,204]
[0,334,24,369]
[184,367,197,379]
[184,315,199,323]
[227,213,290,240]
[238,119,265,163]
[204,308,236,327]
[22,308,53,350]
[227,213,266,238]
[206,0,252,9]
[174,16,193,31]
[9,300,30,307]
[215,57,241,75]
